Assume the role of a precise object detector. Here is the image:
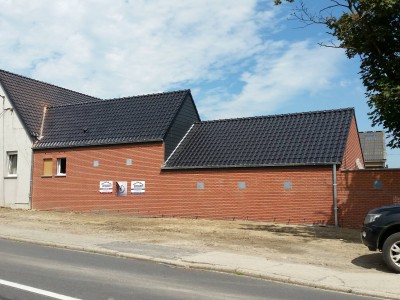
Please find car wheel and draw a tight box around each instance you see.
[383,232,400,273]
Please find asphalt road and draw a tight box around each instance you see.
[0,238,376,300]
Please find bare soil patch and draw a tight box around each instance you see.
[0,208,373,272]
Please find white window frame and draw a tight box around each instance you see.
[6,151,18,177]
[57,158,67,176]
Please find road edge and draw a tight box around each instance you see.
[0,234,397,300]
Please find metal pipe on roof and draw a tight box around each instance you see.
[333,164,339,227]
[38,106,47,140]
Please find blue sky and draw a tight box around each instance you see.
[0,0,398,167]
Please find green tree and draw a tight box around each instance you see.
[275,0,400,148]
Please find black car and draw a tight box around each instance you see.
[361,205,400,273]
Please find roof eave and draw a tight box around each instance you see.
[33,138,164,150]
[162,162,341,170]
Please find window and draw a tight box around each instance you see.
[7,152,17,176]
[57,158,66,176]
[43,159,53,176]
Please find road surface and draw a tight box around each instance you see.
[0,238,375,300]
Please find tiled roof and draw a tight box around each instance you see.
[34,90,191,149]
[164,108,355,169]
[0,69,100,137]
[359,131,386,162]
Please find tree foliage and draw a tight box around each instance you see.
[275,0,400,148]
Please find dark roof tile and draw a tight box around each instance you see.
[0,69,100,137]
[34,90,190,149]
[164,108,355,168]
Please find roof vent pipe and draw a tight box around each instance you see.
[38,106,47,140]
[333,164,339,227]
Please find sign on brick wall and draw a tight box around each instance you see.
[116,181,127,197]
[99,181,113,193]
[131,181,145,194]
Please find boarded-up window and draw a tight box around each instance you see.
[43,159,53,176]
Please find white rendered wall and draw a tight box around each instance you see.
[0,84,32,208]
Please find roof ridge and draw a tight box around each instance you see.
[0,68,101,101]
[359,130,384,133]
[196,107,355,124]
[47,89,192,109]
[105,89,190,101]
[47,99,105,109]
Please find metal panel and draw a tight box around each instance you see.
[284,180,292,190]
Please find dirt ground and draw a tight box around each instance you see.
[0,208,378,272]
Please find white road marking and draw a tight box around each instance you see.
[0,279,82,300]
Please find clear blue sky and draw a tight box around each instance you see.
[0,0,398,167]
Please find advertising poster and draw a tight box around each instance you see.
[99,181,113,193]
[116,181,127,197]
[131,181,145,194]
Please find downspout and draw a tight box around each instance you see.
[1,95,5,207]
[29,151,34,209]
[332,164,338,227]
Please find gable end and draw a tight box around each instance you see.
[163,92,201,159]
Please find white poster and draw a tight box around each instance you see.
[116,181,128,197]
[99,181,113,193]
[131,181,145,194]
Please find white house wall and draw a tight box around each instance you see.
[0,84,32,208]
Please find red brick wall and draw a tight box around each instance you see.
[157,167,334,225]
[32,144,336,225]
[32,132,399,228]
[334,116,400,228]
[341,116,364,170]
[32,143,165,211]
[338,169,400,228]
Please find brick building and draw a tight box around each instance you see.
[1,69,399,228]
[359,131,387,168]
